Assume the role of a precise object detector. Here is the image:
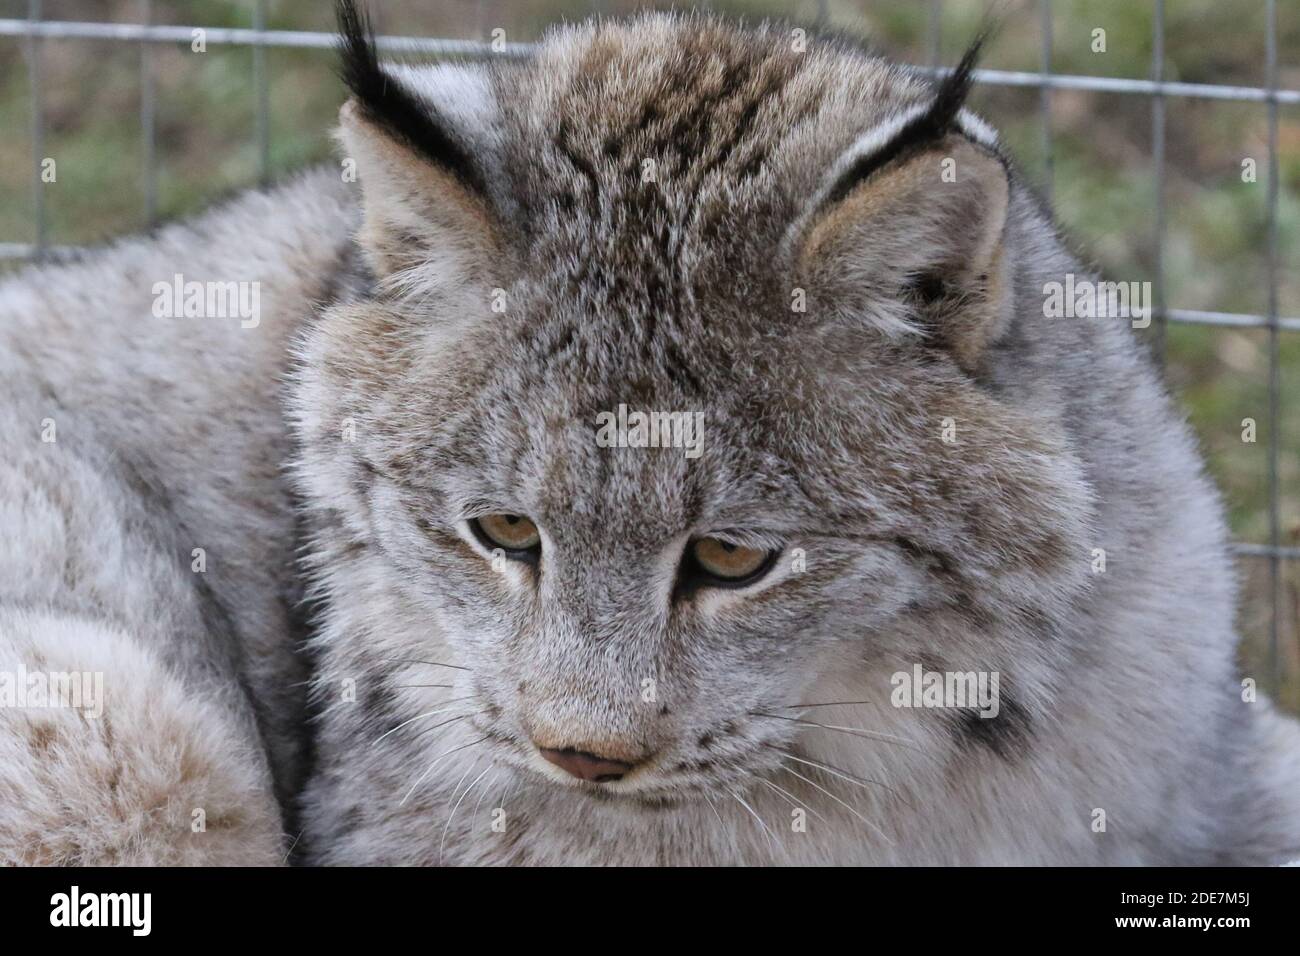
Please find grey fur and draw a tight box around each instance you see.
[1,11,1296,866]
[291,12,1300,864]
[0,172,357,862]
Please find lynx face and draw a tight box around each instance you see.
[294,6,1096,813]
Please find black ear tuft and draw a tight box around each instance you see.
[919,31,986,146]
[335,0,487,196]
[821,31,988,209]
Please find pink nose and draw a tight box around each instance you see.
[538,747,635,783]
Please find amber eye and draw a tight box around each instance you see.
[471,514,541,558]
[686,537,778,588]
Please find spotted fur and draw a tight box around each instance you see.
[291,8,1300,864]
[2,6,1296,867]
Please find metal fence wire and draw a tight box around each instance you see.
[0,1,1294,687]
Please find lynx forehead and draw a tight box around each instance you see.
[342,10,999,386]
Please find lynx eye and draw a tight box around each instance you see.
[686,537,778,589]
[471,514,541,560]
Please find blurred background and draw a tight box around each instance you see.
[0,0,1296,711]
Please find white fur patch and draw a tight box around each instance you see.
[388,63,498,143]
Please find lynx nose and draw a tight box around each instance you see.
[538,746,635,783]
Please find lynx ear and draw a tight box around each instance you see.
[793,40,1012,373]
[335,0,498,285]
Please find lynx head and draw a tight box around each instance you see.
[293,2,1095,809]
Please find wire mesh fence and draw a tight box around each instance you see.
[0,0,1294,693]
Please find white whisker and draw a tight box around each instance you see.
[752,711,918,747]
[400,736,489,807]
[440,762,494,863]
[730,789,777,849]
[444,757,484,812]
[472,770,501,827]
[702,791,726,827]
[774,748,906,804]
[756,775,830,824]
[779,761,894,846]
[373,705,469,746]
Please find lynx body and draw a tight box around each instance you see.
[0,7,1296,866]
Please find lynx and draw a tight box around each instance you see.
[1,2,1296,866]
